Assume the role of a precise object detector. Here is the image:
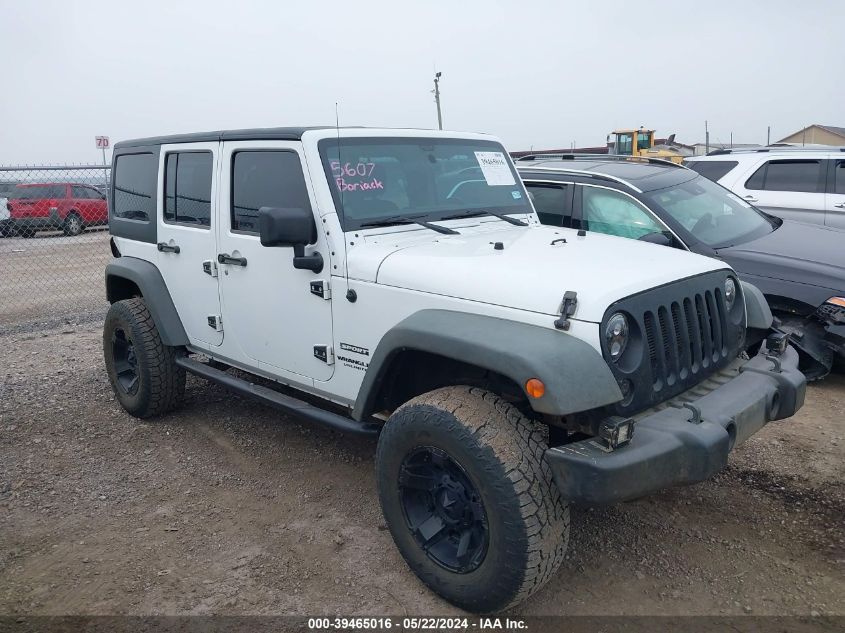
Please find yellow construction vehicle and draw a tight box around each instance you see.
[609,128,686,164]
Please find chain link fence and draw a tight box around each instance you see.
[0,165,112,331]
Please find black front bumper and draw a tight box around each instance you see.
[544,345,806,504]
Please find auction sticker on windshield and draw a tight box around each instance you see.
[475,151,515,186]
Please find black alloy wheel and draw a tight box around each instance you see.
[399,446,488,574]
[111,328,139,395]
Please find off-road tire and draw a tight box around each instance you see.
[63,211,84,236]
[103,298,185,418]
[376,386,569,613]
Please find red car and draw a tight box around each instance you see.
[0,183,108,237]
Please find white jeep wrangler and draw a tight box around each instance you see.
[103,127,805,612]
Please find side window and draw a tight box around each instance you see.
[231,151,311,233]
[836,161,845,194]
[581,186,662,239]
[746,159,822,193]
[164,152,213,227]
[686,160,738,182]
[525,183,570,227]
[113,153,157,221]
[745,163,766,190]
[72,185,90,199]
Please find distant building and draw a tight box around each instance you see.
[776,124,845,146]
[691,142,762,156]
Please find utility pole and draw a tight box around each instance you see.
[433,72,443,130]
[767,125,771,146]
[705,120,710,154]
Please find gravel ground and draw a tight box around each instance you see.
[0,230,109,329]
[0,321,843,617]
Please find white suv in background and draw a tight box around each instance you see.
[686,148,845,228]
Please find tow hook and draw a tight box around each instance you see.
[682,403,703,424]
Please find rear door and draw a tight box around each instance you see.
[156,143,223,348]
[826,159,845,228]
[732,158,826,224]
[216,141,334,382]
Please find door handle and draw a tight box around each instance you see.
[744,195,758,203]
[835,203,845,209]
[157,242,180,253]
[217,253,247,267]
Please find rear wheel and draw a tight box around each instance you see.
[103,298,185,418]
[63,212,84,236]
[376,386,569,613]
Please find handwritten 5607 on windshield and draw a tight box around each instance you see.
[330,160,383,192]
[331,160,376,178]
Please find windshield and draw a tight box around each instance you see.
[644,175,776,248]
[319,137,532,230]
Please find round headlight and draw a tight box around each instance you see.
[605,313,629,361]
[724,277,737,311]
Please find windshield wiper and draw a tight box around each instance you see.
[441,209,528,226]
[359,215,459,235]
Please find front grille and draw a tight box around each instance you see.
[602,271,744,414]
[642,289,728,390]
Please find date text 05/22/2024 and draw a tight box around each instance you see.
[307,616,528,630]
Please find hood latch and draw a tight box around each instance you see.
[554,291,578,331]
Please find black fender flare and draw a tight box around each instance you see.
[105,257,188,347]
[351,309,622,420]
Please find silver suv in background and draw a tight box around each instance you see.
[685,148,845,228]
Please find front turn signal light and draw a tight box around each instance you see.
[525,378,545,399]
[827,297,845,308]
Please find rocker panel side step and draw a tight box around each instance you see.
[175,356,381,437]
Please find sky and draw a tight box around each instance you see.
[0,0,842,165]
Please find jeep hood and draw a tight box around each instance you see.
[348,225,729,323]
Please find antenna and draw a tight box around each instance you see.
[335,101,343,215]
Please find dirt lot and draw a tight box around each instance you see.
[0,230,109,329]
[0,321,843,617]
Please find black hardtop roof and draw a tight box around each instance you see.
[113,126,337,149]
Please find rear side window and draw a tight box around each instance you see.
[12,185,65,199]
[113,153,157,221]
[525,183,570,227]
[686,160,737,182]
[164,152,213,227]
[745,159,822,193]
[836,161,845,194]
[231,151,311,233]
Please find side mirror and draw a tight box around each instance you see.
[638,231,672,247]
[258,206,323,273]
[258,206,316,247]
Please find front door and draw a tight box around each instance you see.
[216,141,334,382]
[156,143,223,347]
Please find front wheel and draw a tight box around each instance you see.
[103,297,185,418]
[375,386,569,613]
